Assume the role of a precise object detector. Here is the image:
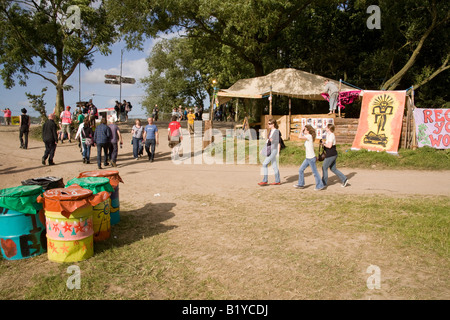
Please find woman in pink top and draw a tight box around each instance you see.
[2,108,11,125]
[61,106,72,142]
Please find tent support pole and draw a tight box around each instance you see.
[269,86,273,116]
[235,99,239,122]
[338,79,342,118]
[288,98,291,140]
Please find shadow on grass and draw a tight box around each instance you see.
[94,202,177,253]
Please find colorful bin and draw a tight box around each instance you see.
[37,188,107,263]
[66,177,114,242]
[0,185,46,260]
[78,171,123,225]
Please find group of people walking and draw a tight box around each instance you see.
[131,110,196,162]
[41,112,123,169]
[259,119,348,189]
[131,117,159,162]
[23,108,347,189]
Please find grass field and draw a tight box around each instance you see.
[1,127,449,301]
[1,193,448,300]
[280,141,450,170]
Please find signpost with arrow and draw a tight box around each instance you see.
[104,74,136,85]
[104,50,136,102]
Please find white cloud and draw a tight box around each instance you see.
[123,58,149,80]
[83,67,119,84]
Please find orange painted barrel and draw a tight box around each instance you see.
[37,188,108,263]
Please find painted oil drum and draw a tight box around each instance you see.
[0,185,46,260]
[39,188,95,263]
[92,199,111,242]
[45,207,93,263]
[65,177,113,242]
[78,171,123,225]
[0,207,47,260]
[109,185,120,225]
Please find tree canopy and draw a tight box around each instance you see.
[0,0,118,116]
[105,0,449,117]
[2,0,447,119]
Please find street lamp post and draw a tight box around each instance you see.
[210,79,217,121]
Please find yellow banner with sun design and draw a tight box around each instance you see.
[352,91,406,154]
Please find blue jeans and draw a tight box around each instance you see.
[96,142,109,167]
[322,155,347,186]
[262,150,280,183]
[132,137,143,159]
[82,142,91,161]
[145,139,156,160]
[298,157,324,189]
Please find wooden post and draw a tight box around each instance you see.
[411,86,417,149]
[404,96,410,149]
[235,99,239,122]
[338,79,342,118]
[209,90,214,122]
[288,98,291,140]
[269,86,273,116]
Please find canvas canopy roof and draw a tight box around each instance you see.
[217,68,355,105]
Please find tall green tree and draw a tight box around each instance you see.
[0,0,118,116]
[107,0,449,112]
[105,0,314,77]
[376,0,449,91]
[142,37,207,113]
[141,36,254,115]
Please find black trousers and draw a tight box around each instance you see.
[20,129,29,149]
[43,141,56,162]
[108,142,118,163]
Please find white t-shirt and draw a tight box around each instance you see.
[326,132,336,146]
[304,134,316,159]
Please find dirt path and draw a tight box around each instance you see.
[1,124,449,196]
[0,123,449,300]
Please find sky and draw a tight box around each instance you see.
[0,37,161,118]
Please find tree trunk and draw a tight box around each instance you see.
[54,71,65,118]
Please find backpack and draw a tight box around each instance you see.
[82,127,93,146]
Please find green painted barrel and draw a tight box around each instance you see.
[0,185,46,260]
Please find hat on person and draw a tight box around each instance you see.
[21,108,27,114]
[66,106,71,109]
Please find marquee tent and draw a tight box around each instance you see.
[216,68,356,105]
